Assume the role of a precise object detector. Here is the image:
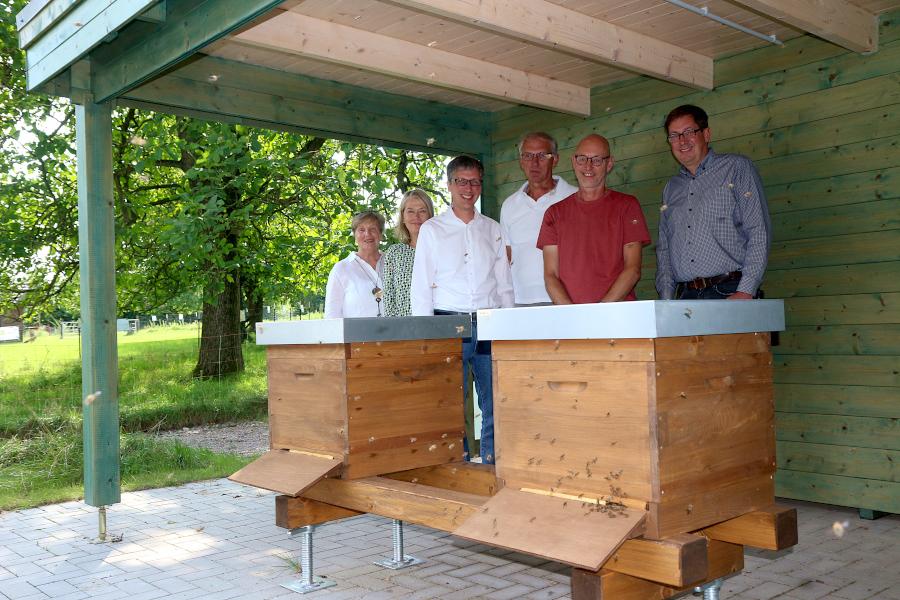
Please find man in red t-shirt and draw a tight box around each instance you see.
[537,134,651,303]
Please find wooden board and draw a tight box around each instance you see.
[303,476,487,531]
[453,488,646,570]
[385,462,499,497]
[655,353,775,498]
[491,338,655,362]
[229,450,342,496]
[494,359,654,502]
[267,355,348,455]
[275,496,362,529]
[699,505,798,550]
[344,343,465,477]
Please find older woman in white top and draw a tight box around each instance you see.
[324,210,386,319]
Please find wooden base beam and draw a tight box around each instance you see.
[605,533,708,587]
[275,496,362,529]
[303,476,488,532]
[572,539,743,599]
[699,505,798,550]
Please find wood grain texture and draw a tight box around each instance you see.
[302,476,486,531]
[228,450,343,496]
[491,338,655,362]
[494,359,654,502]
[699,505,798,550]
[453,488,646,570]
[384,462,499,497]
[275,496,362,529]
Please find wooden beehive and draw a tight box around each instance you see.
[491,332,774,539]
[476,301,784,541]
[231,317,470,495]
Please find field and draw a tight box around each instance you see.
[0,324,268,510]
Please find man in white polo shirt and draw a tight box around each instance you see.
[410,155,514,464]
[500,132,577,306]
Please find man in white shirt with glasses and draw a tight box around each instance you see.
[500,132,577,306]
[411,155,514,464]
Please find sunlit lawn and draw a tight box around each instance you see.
[0,324,268,510]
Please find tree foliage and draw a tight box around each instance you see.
[1,3,448,375]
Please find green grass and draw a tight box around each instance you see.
[0,325,268,436]
[0,324,267,510]
[0,425,250,511]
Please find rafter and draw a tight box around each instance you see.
[386,0,713,90]
[232,11,591,116]
[730,0,878,53]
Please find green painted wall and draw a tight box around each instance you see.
[487,11,900,513]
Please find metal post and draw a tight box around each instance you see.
[374,519,424,569]
[281,526,336,594]
[694,578,723,599]
[98,506,107,542]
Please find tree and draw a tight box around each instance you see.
[2,3,447,377]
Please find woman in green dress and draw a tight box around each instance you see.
[383,189,435,316]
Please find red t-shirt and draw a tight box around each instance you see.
[536,190,651,303]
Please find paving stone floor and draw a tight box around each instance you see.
[0,479,897,600]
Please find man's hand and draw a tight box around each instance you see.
[727,291,753,300]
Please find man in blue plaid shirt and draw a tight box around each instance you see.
[656,104,771,300]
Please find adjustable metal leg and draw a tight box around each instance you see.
[694,578,724,599]
[98,506,107,542]
[374,519,424,570]
[282,525,336,594]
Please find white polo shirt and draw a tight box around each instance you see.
[500,176,577,304]
[324,252,384,319]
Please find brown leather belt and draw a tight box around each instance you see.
[679,270,742,291]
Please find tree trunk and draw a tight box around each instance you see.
[242,272,264,342]
[192,271,244,378]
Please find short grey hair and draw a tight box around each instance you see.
[394,189,435,244]
[351,210,385,234]
[517,131,558,156]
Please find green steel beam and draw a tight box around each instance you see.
[91,0,284,103]
[76,98,120,508]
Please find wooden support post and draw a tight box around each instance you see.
[275,496,362,529]
[699,505,798,550]
[76,97,120,508]
[571,539,743,599]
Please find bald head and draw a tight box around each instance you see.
[575,134,611,156]
[571,134,615,198]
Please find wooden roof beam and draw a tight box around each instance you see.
[730,0,878,53]
[233,11,591,116]
[386,0,713,90]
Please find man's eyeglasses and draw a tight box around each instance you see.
[520,151,554,162]
[573,154,610,166]
[667,127,704,143]
[451,177,483,187]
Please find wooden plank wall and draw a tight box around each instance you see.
[486,11,900,513]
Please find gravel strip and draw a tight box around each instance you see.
[155,421,269,456]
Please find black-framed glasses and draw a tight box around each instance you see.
[573,154,609,166]
[667,127,704,143]
[520,151,554,162]
[451,177,483,187]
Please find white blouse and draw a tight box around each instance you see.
[324,252,385,319]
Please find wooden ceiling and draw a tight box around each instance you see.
[202,0,900,116]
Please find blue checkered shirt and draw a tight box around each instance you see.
[655,149,771,299]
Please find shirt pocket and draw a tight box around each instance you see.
[703,185,736,226]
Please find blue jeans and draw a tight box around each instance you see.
[462,318,494,464]
[676,278,744,300]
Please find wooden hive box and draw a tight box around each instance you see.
[230,316,471,495]
[475,300,786,540]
